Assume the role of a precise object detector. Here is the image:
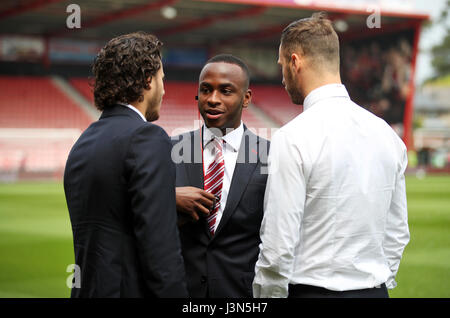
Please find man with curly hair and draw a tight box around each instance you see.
[64,32,188,298]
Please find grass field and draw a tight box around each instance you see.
[0,176,449,298]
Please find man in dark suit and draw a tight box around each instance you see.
[171,54,269,297]
[64,32,187,298]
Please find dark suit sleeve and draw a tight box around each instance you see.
[125,124,188,297]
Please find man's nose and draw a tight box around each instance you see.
[207,90,220,105]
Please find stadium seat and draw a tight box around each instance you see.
[69,77,95,104]
[0,76,92,177]
[0,77,284,177]
[251,84,303,126]
[0,76,92,130]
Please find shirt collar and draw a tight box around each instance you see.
[203,121,244,152]
[117,103,147,122]
[303,84,350,111]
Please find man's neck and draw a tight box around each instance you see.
[302,71,342,100]
[204,121,243,138]
[205,125,242,137]
[129,101,147,119]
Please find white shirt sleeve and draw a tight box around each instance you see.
[253,130,306,298]
[383,141,410,289]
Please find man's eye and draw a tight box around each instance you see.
[222,89,232,94]
[200,87,210,93]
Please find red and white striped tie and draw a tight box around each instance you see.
[204,137,225,235]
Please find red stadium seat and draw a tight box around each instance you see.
[69,77,95,104]
[0,76,92,130]
[0,76,92,177]
[0,77,286,178]
[251,84,303,126]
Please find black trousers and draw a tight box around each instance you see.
[288,283,389,298]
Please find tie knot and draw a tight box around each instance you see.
[211,137,223,153]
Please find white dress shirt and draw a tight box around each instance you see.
[253,84,409,298]
[203,122,244,232]
[118,103,147,122]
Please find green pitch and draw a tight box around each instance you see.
[0,182,72,297]
[0,176,449,298]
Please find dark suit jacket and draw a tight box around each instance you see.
[64,105,188,298]
[171,126,269,298]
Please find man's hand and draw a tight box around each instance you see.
[176,186,215,223]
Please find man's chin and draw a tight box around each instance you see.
[203,116,221,128]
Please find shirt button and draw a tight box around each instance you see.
[201,276,207,284]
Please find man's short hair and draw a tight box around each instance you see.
[92,31,162,111]
[281,12,340,73]
[205,54,250,90]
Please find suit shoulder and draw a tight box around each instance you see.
[132,122,170,141]
[125,122,172,158]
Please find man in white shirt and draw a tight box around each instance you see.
[253,12,410,298]
[172,54,270,297]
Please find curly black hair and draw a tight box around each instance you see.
[92,31,163,111]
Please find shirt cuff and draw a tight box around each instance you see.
[386,279,397,290]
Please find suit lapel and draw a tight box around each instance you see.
[185,129,204,189]
[213,127,259,239]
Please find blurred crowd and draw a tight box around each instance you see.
[341,36,413,137]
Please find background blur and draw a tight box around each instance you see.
[0,0,448,298]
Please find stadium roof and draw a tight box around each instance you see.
[0,0,429,46]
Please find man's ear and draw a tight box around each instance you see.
[146,76,152,89]
[291,53,302,74]
[242,89,252,109]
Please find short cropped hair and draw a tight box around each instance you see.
[92,31,163,111]
[281,12,340,73]
[205,54,250,90]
